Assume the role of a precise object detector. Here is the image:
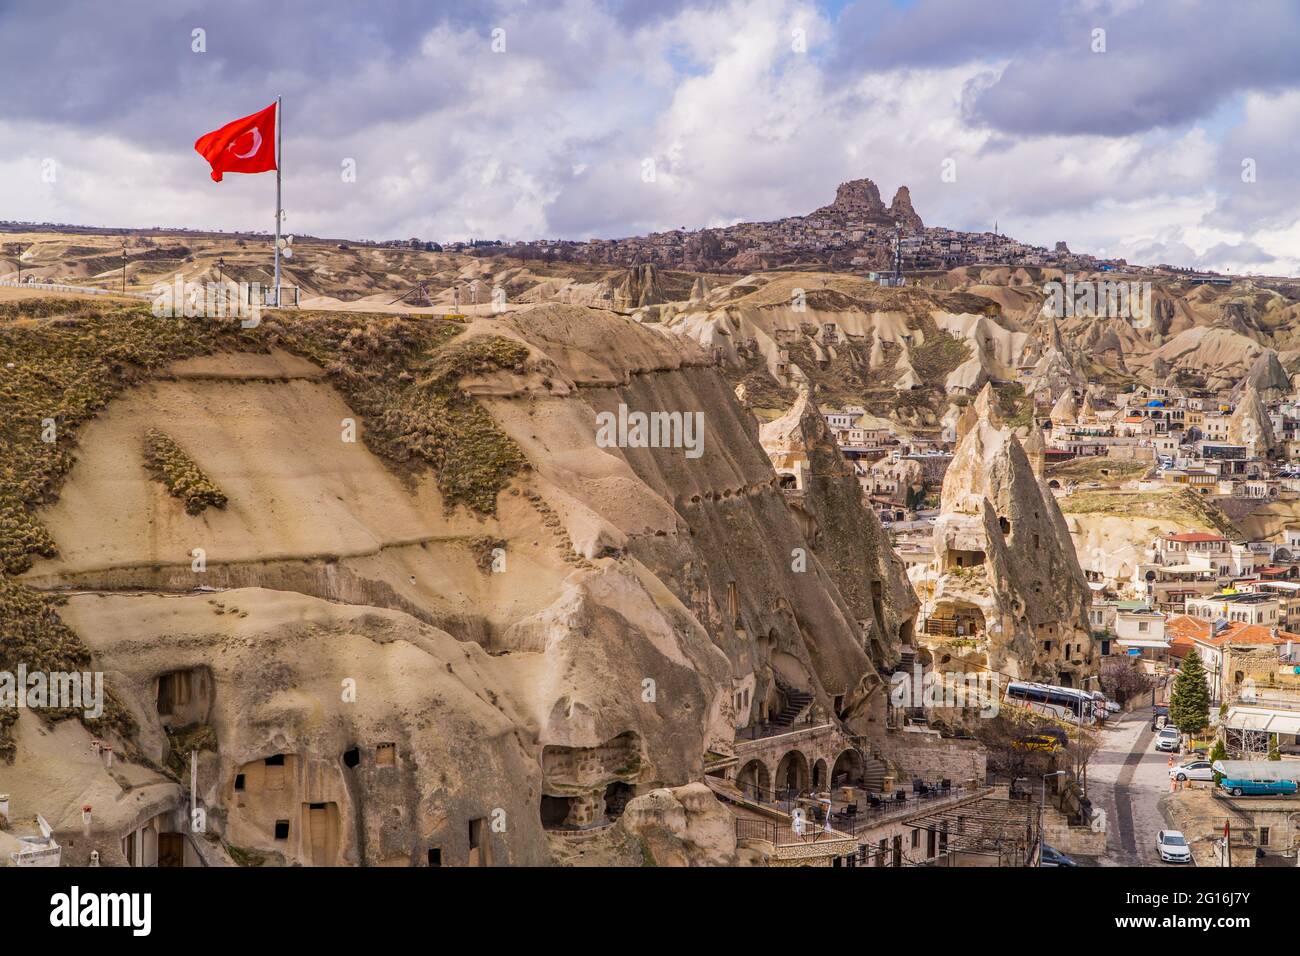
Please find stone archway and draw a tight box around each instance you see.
[736,759,771,800]
[812,758,828,791]
[775,750,810,796]
[831,748,864,787]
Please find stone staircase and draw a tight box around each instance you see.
[771,677,814,729]
[861,756,889,793]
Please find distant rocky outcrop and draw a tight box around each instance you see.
[889,186,924,230]
[814,178,889,220]
[810,178,922,231]
[616,263,666,309]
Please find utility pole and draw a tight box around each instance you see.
[121,240,128,293]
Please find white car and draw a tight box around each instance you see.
[1169,760,1213,782]
[1157,830,1192,864]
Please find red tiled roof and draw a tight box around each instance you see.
[1164,532,1228,543]
[1123,416,1144,423]
[1180,620,1290,648]
[1210,623,1285,647]
[1166,615,1210,642]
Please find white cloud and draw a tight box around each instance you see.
[0,0,1295,274]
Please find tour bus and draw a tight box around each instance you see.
[1004,682,1097,725]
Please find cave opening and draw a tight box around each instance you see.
[603,782,635,820]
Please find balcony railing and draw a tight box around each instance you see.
[734,779,983,838]
[734,817,855,847]
[921,617,982,638]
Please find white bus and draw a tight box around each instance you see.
[1004,682,1097,725]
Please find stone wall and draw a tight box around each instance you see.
[1105,444,1156,462]
[875,731,987,788]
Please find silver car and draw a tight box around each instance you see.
[1170,760,1213,782]
[1154,727,1181,752]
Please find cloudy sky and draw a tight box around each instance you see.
[2,0,1299,274]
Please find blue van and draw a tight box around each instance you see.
[1213,760,1299,797]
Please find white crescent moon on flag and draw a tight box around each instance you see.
[230,127,263,159]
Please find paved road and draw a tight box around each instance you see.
[1085,707,1175,865]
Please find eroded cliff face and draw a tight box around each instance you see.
[927,385,1095,685]
[492,305,911,733]
[2,298,912,866]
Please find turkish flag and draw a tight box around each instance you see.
[194,102,277,182]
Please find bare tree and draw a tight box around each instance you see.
[1100,657,1154,708]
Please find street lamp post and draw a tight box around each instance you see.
[1078,675,1102,797]
[1038,770,1068,866]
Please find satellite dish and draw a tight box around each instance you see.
[282,247,293,259]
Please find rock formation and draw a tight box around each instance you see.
[927,385,1095,685]
[1049,388,1078,424]
[813,178,889,220]
[888,186,923,230]
[1228,382,1280,458]
[809,179,922,232]
[615,264,666,309]
[1244,348,1290,399]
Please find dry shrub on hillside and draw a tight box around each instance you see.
[143,428,228,515]
[269,313,531,514]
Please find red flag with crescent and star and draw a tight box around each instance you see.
[194,103,277,182]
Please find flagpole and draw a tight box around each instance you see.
[274,94,282,306]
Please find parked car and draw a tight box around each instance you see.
[1154,727,1181,752]
[1014,727,1069,752]
[1089,691,1116,720]
[1151,705,1168,731]
[1219,777,1299,797]
[1040,845,1077,867]
[1157,830,1192,864]
[1170,760,1214,782]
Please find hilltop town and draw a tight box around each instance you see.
[469,178,1218,280]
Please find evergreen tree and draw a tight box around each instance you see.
[1169,652,1210,736]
